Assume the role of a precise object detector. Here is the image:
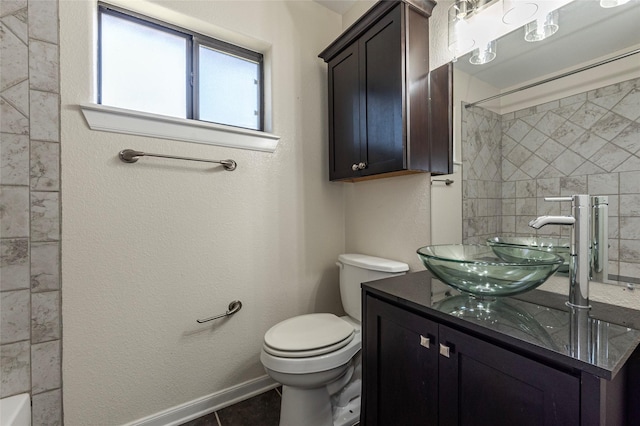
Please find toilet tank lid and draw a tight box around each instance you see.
[338,254,409,273]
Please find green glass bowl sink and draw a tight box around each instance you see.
[417,244,564,298]
[487,236,570,273]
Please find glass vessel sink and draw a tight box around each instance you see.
[487,236,570,273]
[417,244,564,298]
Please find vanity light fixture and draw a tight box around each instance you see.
[470,40,497,64]
[448,1,476,57]
[600,0,630,7]
[524,10,559,42]
[448,0,569,59]
[502,0,538,25]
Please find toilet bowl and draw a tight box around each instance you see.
[260,254,409,426]
[261,315,361,426]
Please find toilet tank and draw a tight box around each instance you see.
[338,254,409,321]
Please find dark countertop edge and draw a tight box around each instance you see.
[362,270,640,381]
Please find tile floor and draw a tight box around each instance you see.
[180,387,361,426]
[180,388,281,426]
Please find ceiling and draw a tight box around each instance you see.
[454,0,640,89]
[312,0,640,90]
[314,0,358,15]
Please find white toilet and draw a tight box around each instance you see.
[260,254,409,426]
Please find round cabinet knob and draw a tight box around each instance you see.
[358,162,367,170]
[352,164,359,171]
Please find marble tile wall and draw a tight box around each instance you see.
[462,77,640,280]
[461,105,503,244]
[501,77,640,279]
[1,0,62,424]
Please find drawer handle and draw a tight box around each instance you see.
[420,335,431,349]
[439,343,452,358]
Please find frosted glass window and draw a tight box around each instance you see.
[198,46,261,130]
[100,12,188,118]
[98,5,263,132]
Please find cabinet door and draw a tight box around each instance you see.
[363,296,439,426]
[328,42,361,180]
[359,4,404,176]
[438,325,580,426]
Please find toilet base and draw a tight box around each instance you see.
[278,372,362,426]
[333,396,360,426]
[280,385,333,426]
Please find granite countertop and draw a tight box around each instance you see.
[362,270,640,380]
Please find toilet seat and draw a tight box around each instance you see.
[264,332,354,358]
[260,330,361,375]
[264,313,355,356]
[261,314,361,375]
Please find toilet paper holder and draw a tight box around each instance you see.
[196,300,243,323]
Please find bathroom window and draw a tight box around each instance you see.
[98,5,264,131]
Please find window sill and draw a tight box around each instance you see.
[80,103,280,153]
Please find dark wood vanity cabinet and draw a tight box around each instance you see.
[364,295,439,425]
[363,291,637,426]
[437,325,579,426]
[319,0,452,182]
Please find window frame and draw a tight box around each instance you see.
[97,3,265,131]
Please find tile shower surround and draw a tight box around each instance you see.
[462,77,640,279]
[1,0,63,424]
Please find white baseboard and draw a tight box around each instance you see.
[125,375,279,426]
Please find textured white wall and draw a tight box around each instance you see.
[60,1,346,424]
[342,0,375,28]
[345,175,432,271]
[429,0,455,69]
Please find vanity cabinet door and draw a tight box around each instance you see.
[438,325,580,426]
[363,295,439,426]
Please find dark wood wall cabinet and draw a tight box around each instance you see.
[362,271,640,426]
[318,0,452,182]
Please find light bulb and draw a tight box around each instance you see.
[524,10,559,42]
[503,0,538,25]
[600,0,630,8]
[448,1,475,56]
[469,40,497,65]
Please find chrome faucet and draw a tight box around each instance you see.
[591,196,609,283]
[529,194,591,360]
[529,195,591,309]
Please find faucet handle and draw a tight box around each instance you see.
[544,196,573,202]
[545,194,591,207]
